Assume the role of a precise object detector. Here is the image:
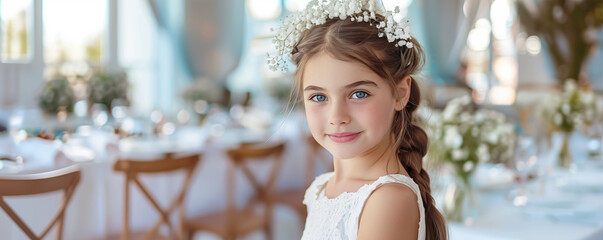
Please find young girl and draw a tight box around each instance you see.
[269,1,447,239]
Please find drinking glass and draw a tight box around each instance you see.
[91,104,109,128]
[512,135,538,206]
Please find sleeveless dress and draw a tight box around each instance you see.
[301,172,426,240]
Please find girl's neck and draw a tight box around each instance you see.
[331,137,406,183]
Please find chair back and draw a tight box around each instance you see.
[0,164,81,240]
[113,153,201,240]
[226,142,285,209]
[305,135,332,186]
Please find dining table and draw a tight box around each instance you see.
[0,115,317,240]
[1,119,603,239]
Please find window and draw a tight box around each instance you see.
[1,0,33,62]
[43,0,107,77]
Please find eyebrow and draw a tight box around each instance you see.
[303,80,378,92]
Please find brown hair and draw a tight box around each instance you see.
[290,17,447,240]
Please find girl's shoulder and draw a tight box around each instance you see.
[358,174,422,197]
[357,175,424,239]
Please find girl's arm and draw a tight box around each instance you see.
[357,183,420,240]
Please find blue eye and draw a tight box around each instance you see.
[310,95,327,102]
[351,91,369,99]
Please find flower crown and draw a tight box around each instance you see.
[267,0,413,72]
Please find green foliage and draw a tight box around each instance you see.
[87,71,129,109]
[38,76,76,114]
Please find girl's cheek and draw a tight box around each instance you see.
[305,105,323,127]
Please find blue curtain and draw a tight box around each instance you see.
[414,0,481,85]
[147,0,245,82]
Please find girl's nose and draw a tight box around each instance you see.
[328,101,351,125]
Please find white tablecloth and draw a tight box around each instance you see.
[447,133,603,240]
[2,126,603,240]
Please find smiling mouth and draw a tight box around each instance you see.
[327,132,361,143]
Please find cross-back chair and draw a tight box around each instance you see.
[113,153,201,240]
[0,164,81,240]
[274,135,332,222]
[182,141,285,240]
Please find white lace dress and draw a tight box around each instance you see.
[301,172,426,240]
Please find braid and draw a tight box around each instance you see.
[396,80,447,240]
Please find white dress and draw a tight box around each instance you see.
[301,172,426,240]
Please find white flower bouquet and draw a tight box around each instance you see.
[425,96,515,222]
[537,80,598,168]
[426,96,516,182]
[538,80,597,133]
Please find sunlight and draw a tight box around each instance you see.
[43,0,106,63]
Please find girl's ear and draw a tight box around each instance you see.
[394,76,412,111]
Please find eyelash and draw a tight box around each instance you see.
[308,90,371,102]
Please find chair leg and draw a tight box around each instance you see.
[184,229,193,240]
[264,224,273,240]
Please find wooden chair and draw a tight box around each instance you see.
[113,153,201,240]
[274,135,332,222]
[182,142,285,240]
[0,164,81,240]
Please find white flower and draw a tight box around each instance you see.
[554,113,563,126]
[564,79,577,93]
[452,149,468,161]
[487,131,499,144]
[477,144,490,162]
[474,112,484,123]
[463,161,474,172]
[561,103,571,115]
[268,0,413,72]
[580,91,594,105]
[444,127,463,149]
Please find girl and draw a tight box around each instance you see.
[270,1,447,239]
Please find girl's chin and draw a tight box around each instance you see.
[326,148,362,160]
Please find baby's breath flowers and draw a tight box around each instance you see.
[423,96,515,222]
[268,0,413,72]
[537,79,598,168]
[538,79,597,133]
[426,96,516,183]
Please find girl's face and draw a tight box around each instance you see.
[301,52,406,159]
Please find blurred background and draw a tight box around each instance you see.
[1,0,603,239]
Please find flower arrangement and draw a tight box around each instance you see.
[268,0,412,72]
[538,80,597,133]
[425,96,515,221]
[427,96,516,180]
[38,76,76,115]
[87,71,129,110]
[537,80,597,168]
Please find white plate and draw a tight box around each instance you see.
[0,154,24,173]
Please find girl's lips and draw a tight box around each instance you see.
[327,132,361,143]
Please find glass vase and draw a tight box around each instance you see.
[558,132,573,169]
[443,174,477,224]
